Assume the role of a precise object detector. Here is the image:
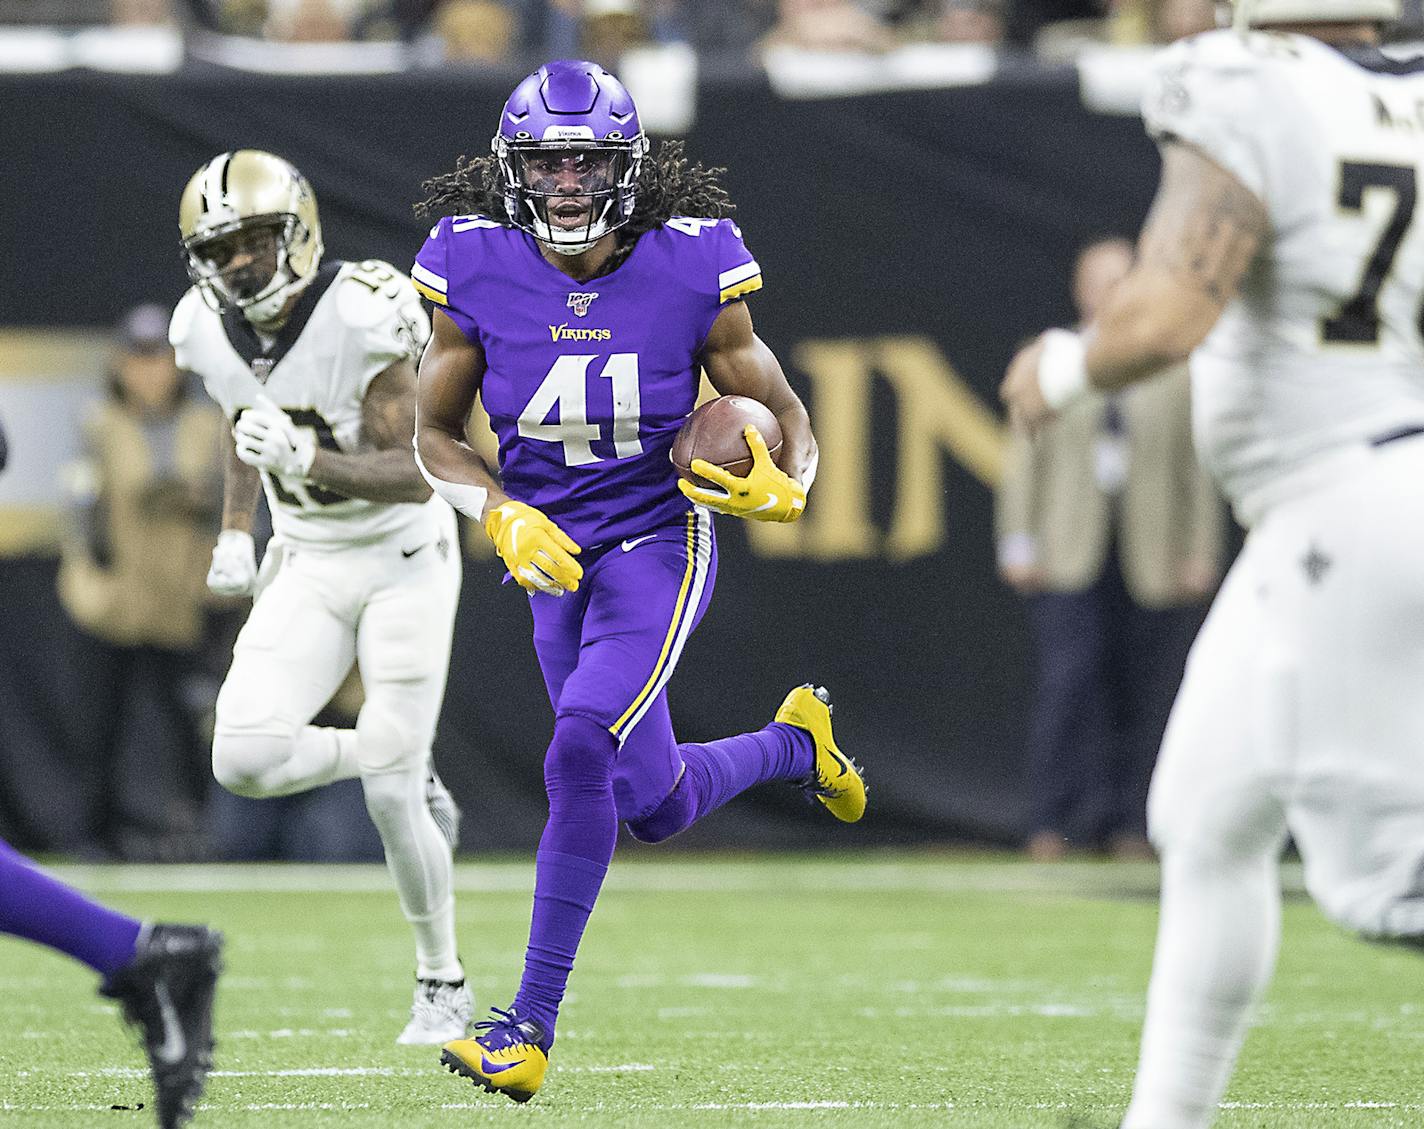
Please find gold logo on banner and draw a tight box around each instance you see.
[744,336,1005,562]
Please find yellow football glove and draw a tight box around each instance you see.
[677,425,807,523]
[484,500,583,597]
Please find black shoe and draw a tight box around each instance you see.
[101,924,224,1129]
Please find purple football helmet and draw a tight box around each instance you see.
[492,59,650,255]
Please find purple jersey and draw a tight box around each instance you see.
[413,215,763,548]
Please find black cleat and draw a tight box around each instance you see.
[101,924,223,1129]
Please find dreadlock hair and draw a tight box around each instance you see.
[415,139,735,238]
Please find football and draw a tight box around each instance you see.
[671,395,784,487]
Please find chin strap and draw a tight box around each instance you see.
[545,237,600,257]
[530,195,618,256]
[229,216,321,324]
[241,267,306,324]
[242,288,296,324]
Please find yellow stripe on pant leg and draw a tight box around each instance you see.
[610,514,697,737]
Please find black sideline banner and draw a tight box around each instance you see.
[0,68,1160,849]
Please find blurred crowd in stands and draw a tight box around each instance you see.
[0,0,1249,64]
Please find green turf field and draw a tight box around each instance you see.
[1,855,1420,1128]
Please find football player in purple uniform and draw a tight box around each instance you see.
[0,416,221,1128]
[0,842,221,1126]
[412,59,868,1102]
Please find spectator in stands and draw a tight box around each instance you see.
[205,0,267,36]
[761,0,896,52]
[674,0,777,58]
[932,0,1006,44]
[1007,0,1098,48]
[580,0,652,69]
[56,304,226,860]
[1032,0,1213,57]
[1147,0,1214,41]
[512,0,695,64]
[264,0,353,40]
[111,0,174,24]
[432,0,516,59]
[995,237,1223,861]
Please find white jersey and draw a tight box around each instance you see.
[172,258,436,547]
[1144,31,1424,521]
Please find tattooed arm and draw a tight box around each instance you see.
[1001,141,1267,429]
[1087,141,1266,387]
[305,358,434,504]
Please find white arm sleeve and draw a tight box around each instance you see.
[413,438,489,522]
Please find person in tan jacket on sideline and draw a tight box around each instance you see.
[57,304,226,859]
[996,237,1224,860]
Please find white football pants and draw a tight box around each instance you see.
[1124,437,1424,1129]
[212,503,464,980]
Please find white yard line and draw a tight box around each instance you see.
[52,1067,415,1079]
[570,1063,657,1073]
[240,1104,373,1111]
[45,1063,656,1079]
[8,1097,1423,1113]
[1219,1101,1424,1110]
[693,1101,858,1110]
[0,1105,163,1113]
[214,1068,404,1077]
[34,859,1313,896]
[223,1028,356,1039]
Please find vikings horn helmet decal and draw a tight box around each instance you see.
[492,60,650,256]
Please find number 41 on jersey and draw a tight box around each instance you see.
[518,353,643,467]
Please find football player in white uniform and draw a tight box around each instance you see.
[1002,2,1424,1125]
[172,149,471,1044]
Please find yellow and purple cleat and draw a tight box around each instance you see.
[776,684,867,823]
[440,1006,549,1103]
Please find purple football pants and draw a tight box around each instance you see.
[510,509,813,1041]
[0,837,141,977]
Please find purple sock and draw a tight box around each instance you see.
[681,722,814,822]
[511,715,618,1043]
[628,722,814,843]
[0,838,142,977]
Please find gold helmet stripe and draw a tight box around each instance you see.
[201,151,232,214]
